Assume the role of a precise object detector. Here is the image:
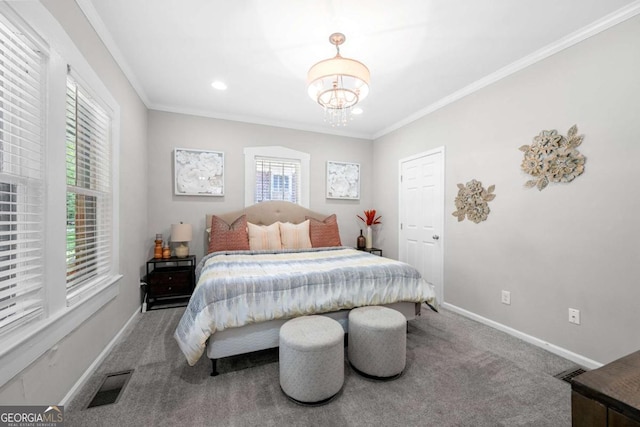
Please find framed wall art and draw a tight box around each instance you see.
[326,161,360,200]
[174,148,224,196]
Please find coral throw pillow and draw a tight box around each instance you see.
[247,222,282,250]
[208,215,250,253]
[279,220,312,250]
[306,214,342,247]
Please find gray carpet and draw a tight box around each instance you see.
[65,306,575,426]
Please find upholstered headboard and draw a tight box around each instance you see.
[206,201,328,230]
[205,201,342,253]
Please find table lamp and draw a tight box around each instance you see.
[171,222,192,258]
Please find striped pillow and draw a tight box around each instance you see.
[247,222,282,250]
[208,215,250,253]
[279,220,312,250]
[306,214,342,247]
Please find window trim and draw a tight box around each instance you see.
[244,146,309,208]
[0,1,121,387]
[0,276,119,388]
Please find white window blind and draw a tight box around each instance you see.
[65,74,112,303]
[0,14,45,334]
[254,157,300,204]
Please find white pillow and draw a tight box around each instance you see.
[279,220,312,250]
[247,222,282,250]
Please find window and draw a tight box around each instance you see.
[0,12,45,335]
[0,2,121,387]
[65,74,113,304]
[255,157,300,203]
[244,146,310,207]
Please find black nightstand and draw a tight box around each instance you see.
[357,247,383,256]
[145,255,196,310]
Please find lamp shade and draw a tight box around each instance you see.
[306,33,370,127]
[307,56,370,108]
[171,223,192,242]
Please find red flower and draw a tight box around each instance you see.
[357,209,382,226]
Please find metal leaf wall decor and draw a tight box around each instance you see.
[452,179,496,223]
[519,125,586,191]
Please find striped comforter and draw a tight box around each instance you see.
[174,247,435,365]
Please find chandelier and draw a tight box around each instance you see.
[307,33,370,127]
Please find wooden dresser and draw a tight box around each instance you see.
[572,349,640,426]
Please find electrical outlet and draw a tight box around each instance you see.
[569,308,580,325]
[501,290,511,305]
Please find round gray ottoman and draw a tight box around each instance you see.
[348,306,407,379]
[279,315,344,405]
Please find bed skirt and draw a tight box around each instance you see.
[206,301,420,360]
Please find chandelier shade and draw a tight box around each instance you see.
[307,33,370,126]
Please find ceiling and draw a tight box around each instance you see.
[79,0,638,139]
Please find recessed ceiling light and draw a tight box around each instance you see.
[352,107,363,115]
[211,81,227,91]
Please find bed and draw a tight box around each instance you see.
[173,201,436,375]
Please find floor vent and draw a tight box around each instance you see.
[554,367,587,384]
[86,370,133,409]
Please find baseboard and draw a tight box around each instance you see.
[442,302,603,370]
[59,307,140,406]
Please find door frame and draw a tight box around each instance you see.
[398,146,445,304]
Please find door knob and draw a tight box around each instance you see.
[432,235,440,240]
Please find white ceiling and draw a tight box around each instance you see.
[80,0,638,139]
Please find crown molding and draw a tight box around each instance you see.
[75,0,151,107]
[373,1,640,140]
[149,103,372,140]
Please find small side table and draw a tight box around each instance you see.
[357,247,383,257]
[145,255,196,310]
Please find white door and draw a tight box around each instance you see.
[399,148,444,305]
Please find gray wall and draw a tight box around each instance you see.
[373,15,640,364]
[147,111,373,261]
[0,1,148,403]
